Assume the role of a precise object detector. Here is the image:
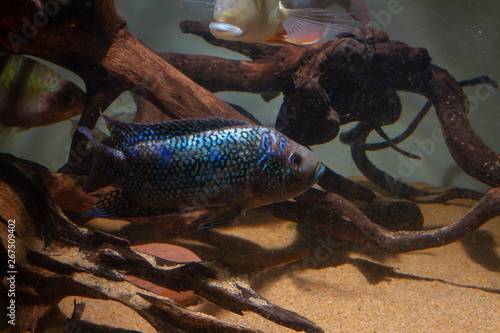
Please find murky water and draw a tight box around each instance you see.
[1,0,498,191]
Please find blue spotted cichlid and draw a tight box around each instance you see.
[79,115,325,228]
[0,52,86,128]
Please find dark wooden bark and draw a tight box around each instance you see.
[257,187,500,254]
[169,21,500,188]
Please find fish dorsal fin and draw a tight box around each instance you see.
[282,8,355,44]
[102,115,249,149]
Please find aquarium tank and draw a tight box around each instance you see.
[0,1,499,332]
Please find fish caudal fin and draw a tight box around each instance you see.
[282,8,359,44]
[82,190,177,219]
[78,126,124,192]
[345,0,372,25]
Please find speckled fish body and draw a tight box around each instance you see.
[79,115,324,227]
[0,53,86,128]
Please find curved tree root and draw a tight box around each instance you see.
[258,187,500,254]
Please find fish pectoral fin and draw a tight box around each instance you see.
[193,206,243,230]
[209,22,243,39]
[82,190,176,219]
[282,8,358,44]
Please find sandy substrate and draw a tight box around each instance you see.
[52,193,500,332]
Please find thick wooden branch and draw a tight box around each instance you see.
[0,2,244,119]
[346,122,484,202]
[258,187,500,254]
[426,67,500,187]
[172,21,500,187]
[0,1,255,175]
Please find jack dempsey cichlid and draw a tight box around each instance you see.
[79,115,325,228]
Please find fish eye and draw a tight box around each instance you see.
[289,153,302,168]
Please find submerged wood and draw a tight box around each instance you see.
[0,1,253,174]
[257,187,500,253]
[171,21,500,188]
[1,2,498,184]
[3,154,500,331]
[345,122,485,203]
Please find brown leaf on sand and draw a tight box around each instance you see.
[125,243,202,305]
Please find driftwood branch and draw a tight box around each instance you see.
[168,21,500,188]
[0,1,254,174]
[345,122,485,202]
[257,187,500,253]
[4,153,499,332]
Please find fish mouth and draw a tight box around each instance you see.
[209,22,243,37]
[311,162,325,184]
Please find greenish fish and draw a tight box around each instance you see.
[0,53,86,128]
[79,115,325,229]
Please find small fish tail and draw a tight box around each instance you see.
[78,126,122,192]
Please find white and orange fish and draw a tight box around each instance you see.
[208,0,367,45]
